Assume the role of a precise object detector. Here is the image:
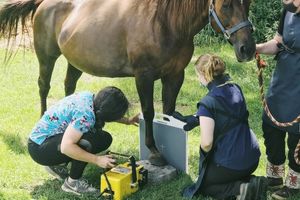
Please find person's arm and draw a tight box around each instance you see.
[115,113,140,126]
[199,116,215,152]
[256,34,282,55]
[256,9,285,55]
[60,125,116,168]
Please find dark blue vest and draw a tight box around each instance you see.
[263,12,300,133]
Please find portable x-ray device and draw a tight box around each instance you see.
[100,151,148,200]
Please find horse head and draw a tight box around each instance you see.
[210,0,255,62]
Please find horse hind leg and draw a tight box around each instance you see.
[34,33,61,116]
[64,63,82,96]
[34,19,63,116]
[37,55,58,116]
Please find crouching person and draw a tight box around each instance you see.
[27,86,139,195]
[176,54,267,199]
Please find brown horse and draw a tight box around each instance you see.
[0,0,254,165]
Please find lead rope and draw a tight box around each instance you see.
[255,53,300,165]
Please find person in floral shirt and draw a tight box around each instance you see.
[28,86,139,195]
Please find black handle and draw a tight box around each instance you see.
[129,156,137,184]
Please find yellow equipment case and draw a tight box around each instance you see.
[100,152,148,200]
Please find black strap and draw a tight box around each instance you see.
[277,41,300,54]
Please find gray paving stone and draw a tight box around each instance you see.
[137,160,178,184]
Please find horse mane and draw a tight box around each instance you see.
[154,0,207,38]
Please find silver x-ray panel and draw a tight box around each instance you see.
[139,113,188,173]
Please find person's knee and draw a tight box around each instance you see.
[78,139,93,152]
[79,131,113,154]
[101,131,113,149]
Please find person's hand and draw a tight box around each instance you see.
[172,111,199,131]
[125,113,140,126]
[172,111,187,122]
[116,113,140,126]
[95,155,116,168]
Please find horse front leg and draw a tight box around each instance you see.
[161,70,185,115]
[64,63,83,96]
[135,73,167,166]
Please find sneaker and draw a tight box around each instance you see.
[271,186,300,200]
[61,178,98,195]
[236,176,268,200]
[45,165,68,181]
[267,177,283,190]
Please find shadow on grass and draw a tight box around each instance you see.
[29,148,205,200]
[0,130,27,154]
[84,160,197,200]
[30,178,99,200]
[30,161,209,200]
[127,173,194,200]
[30,164,107,199]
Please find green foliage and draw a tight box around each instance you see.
[250,0,282,42]
[194,0,282,46]
[193,26,225,47]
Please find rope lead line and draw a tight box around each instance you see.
[255,53,300,165]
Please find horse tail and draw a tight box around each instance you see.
[0,0,43,40]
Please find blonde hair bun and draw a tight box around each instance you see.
[195,54,226,82]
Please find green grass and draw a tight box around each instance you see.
[0,44,297,200]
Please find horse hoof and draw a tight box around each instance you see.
[148,153,167,166]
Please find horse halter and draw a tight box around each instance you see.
[209,0,252,40]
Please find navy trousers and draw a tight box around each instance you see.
[263,121,300,172]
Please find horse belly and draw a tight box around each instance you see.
[64,48,134,77]
[58,0,137,77]
[73,60,135,78]
[60,34,134,77]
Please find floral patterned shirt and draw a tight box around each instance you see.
[29,91,96,145]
